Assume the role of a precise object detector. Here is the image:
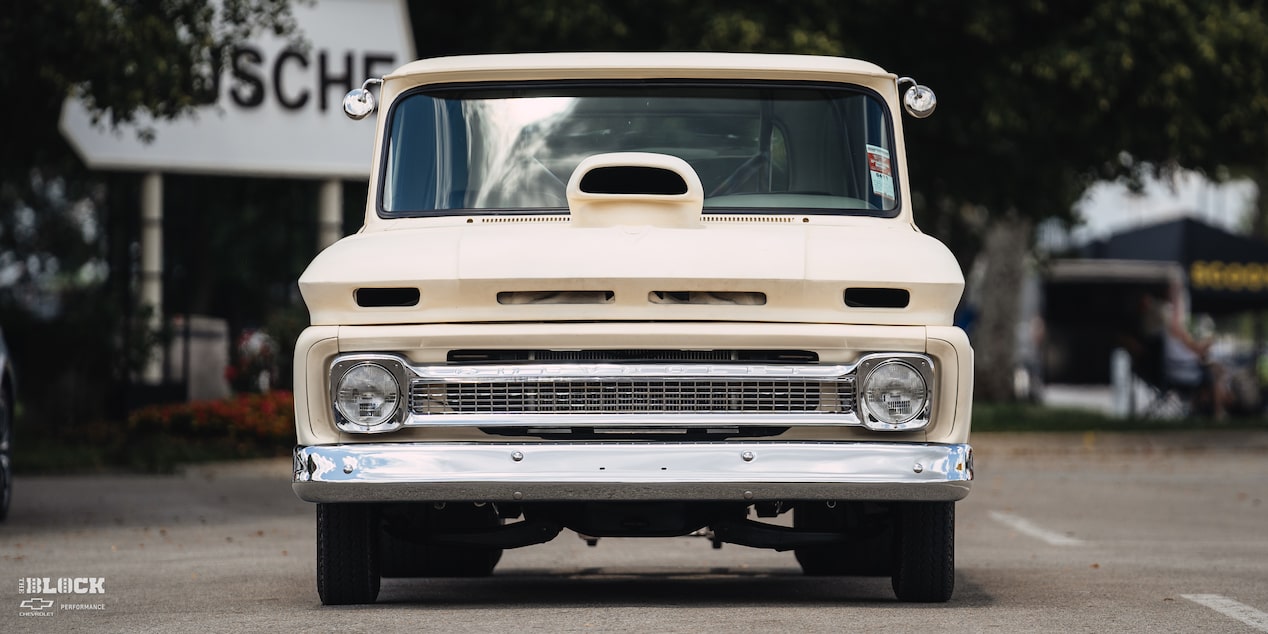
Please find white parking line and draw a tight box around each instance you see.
[988,510,1085,546]
[1182,594,1268,632]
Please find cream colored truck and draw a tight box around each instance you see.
[292,53,972,605]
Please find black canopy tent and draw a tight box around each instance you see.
[1042,259,1182,384]
[1083,217,1268,315]
[1043,218,1268,384]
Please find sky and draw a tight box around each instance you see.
[1070,172,1260,243]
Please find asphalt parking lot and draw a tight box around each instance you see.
[2,431,1267,633]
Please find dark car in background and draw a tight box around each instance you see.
[0,327,13,520]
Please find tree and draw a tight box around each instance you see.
[1,1,298,189]
[0,1,298,424]
[843,1,1268,399]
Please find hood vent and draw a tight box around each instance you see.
[703,215,797,224]
[844,287,910,308]
[355,287,420,307]
[498,290,614,305]
[567,152,704,228]
[649,291,766,306]
[479,215,571,224]
[580,166,689,195]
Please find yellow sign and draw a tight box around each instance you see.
[1190,261,1268,291]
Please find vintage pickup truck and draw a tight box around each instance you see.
[291,52,972,605]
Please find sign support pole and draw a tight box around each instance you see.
[319,178,343,250]
[140,171,164,384]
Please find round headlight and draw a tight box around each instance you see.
[334,363,400,427]
[860,361,928,425]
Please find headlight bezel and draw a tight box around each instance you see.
[329,355,410,433]
[855,353,934,432]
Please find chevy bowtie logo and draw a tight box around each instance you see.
[20,598,55,611]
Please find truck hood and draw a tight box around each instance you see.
[299,217,965,327]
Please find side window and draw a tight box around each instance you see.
[383,96,439,212]
[863,100,895,209]
[382,96,470,212]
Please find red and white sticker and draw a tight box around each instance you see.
[866,144,895,200]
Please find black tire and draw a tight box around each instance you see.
[0,390,11,522]
[891,501,955,603]
[793,502,892,576]
[317,503,381,605]
[380,503,502,578]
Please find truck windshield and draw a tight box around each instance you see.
[380,82,899,216]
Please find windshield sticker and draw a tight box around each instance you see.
[866,144,895,201]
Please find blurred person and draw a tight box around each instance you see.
[1160,281,1230,419]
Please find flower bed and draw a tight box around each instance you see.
[127,388,292,448]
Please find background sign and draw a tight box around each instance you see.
[59,0,414,178]
[1085,217,1268,314]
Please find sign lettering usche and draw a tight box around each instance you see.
[59,0,414,179]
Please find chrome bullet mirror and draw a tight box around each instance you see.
[343,78,383,120]
[898,77,937,118]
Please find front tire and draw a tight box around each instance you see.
[891,501,955,603]
[317,503,381,605]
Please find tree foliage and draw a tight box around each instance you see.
[847,1,1268,399]
[412,0,1268,223]
[1,1,297,174]
[0,0,299,306]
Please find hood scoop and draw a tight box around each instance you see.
[566,152,704,228]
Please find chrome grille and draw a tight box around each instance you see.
[410,377,854,415]
[329,354,935,432]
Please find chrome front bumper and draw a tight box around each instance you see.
[293,442,972,503]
